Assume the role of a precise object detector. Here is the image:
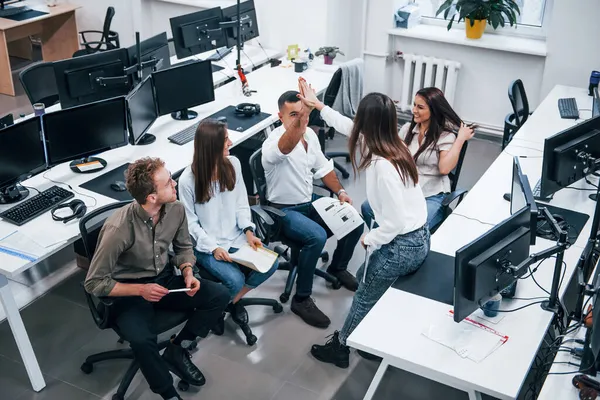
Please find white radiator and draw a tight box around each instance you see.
[398,54,461,112]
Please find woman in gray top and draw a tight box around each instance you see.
[361,87,475,230]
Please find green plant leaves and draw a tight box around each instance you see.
[435,0,520,31]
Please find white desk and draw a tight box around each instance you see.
[0,53,336,392]
[346,85,599,400]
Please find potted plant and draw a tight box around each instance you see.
[315,46,344,65]
[436,0,520,39]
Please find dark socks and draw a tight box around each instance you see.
[173,327,196,346]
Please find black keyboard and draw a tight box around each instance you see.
[168,122,200,146]
[558,98,579,119]
[0,186,74,226]
[0,6,29,17]
[532,178,553,201]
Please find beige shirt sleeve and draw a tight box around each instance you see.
[437,132,456,152]
[84,225,128,297]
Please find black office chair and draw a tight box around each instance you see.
[171,169,283,346]
[503,79,532,149]
[248,149,341,304]
[78,200,194,399]
[429,140,470,233]
[18,61,59,108]
[308,68,351,179]
[74,7,120,57]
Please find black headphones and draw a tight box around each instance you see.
[51,199,87,224]
[235,103,261,117]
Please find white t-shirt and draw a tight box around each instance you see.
[399,123,456,198]
[261,124,334,205]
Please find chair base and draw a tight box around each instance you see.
[223,298,283,346]
[278,254,341,304]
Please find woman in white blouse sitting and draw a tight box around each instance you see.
[362,87,475,230]
[296,80,431,368]
[179,119,279,324]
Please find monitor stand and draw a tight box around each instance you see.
[591,193,598,202]
[70,157,108,173]
[137,133,156,145]
[171,109,198,121]
[0,183,29,204]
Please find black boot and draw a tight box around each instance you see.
[310,331,350,368]
[212,313,225,336]
[162,343,206,386]
[228,302,249,325]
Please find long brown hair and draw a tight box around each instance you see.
[348,93,419,185]
[192,119,235,203]
[404,87,462,162]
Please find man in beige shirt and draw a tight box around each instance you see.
[85,157,229,400]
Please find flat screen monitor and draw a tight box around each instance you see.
[510,156,538,245]
[152,60,215,120]
[53,48,132,109]
[42,96,128,172]
[170,7,227,60]
[594,87,600,118]
[126,75,158,145]
[127,32,171,82]
[0,117,46,204]
[222,0,260,46]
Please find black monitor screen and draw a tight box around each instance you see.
[127,76,157,144]
[127,32,171,81]
[53,48,132,109]
[510,157,538,245]
[594,87,600,118]
[0,118,46,189]
[222,0,259,46]
[43,97,128,166]
[170,7,226,59]
[153,60,215,115]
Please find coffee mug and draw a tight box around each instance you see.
[481,295,502,318]
[294,60,308,73]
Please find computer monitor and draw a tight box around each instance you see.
[594,87,600,119]
[579,266,600,375]
[0,117,46,204]
[42,96,128,173]
[539,116,600,199]
[170,8,227,60]
[127,32,171,82]
[222,0,260,47]
[53,48,132,109]
[152,60,215,121]
[126,75,158,145]
[454,206,532,322]
[510,156,539,245]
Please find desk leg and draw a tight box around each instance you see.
[0,31,15,96]
[0,274,45,392]
[363,359,389,400]
[467,389,483,400]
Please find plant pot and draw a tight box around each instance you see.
[465,19,486,39]
[324,55,333,65]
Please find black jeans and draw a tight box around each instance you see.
[112,267,229,396]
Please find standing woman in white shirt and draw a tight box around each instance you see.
[178,120,279,325]
[302,85,431,368]
[361,87,475,230]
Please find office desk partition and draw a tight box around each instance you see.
[346,85,599,400]
[0,55,336,392]
[0,1,80,96]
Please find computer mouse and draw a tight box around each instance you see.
[503,192,511,202]
[110,181,127,192]
[216,116,227,123]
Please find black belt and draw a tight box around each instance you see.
[268,201,311,209]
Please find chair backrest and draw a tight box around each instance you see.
[447,140,469,192]
[102,7,116,43]
[323,68,343,108]
[508,79,529,127]
[249,148,268,205]
[18,62,59,108]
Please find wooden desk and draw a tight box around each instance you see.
[0,2,80,96]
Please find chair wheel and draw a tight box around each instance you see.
[331,279,342,290]
[320,253,329,263]
[112,394,124,400]
[178,380,190,391]
[80,362,93,374]
[246,334,258,346]
[273,303,283,313]
[280,293,290,303]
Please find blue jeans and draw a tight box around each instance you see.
[361,193,446,231]
[194,248,279,299]
[280,195,364,297]
[339,225,430,345]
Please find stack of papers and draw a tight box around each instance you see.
[422,311,509,363]
[0,231,47,262]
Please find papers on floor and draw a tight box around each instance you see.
[311,197,364,240]
[0,231,47,262]
[422,311,509,363]
[230,244,279,273]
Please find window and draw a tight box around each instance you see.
[414,0,549,29]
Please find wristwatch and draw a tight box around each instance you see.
[337,189,347,197]
[243,226,254,234]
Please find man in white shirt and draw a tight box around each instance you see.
[261,90,363,328]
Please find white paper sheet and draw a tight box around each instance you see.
[311,197,364,240]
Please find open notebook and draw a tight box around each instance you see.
[230,244,279,273]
